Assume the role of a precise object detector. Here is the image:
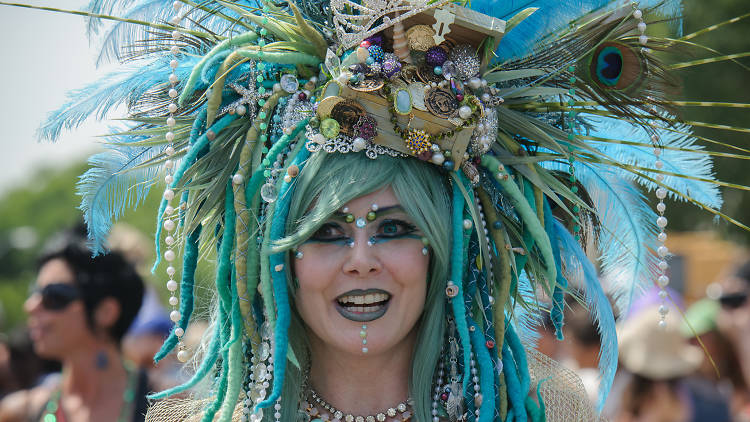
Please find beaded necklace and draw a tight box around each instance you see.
[39,365,138,422]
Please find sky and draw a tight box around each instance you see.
[0,0,114,194]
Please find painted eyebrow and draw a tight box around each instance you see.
[332,205,406,220]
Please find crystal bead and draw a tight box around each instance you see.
[260,182,278,203]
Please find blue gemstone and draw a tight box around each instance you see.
[434,66,442,75]
[355,218,366,228]
[442,160,454,170]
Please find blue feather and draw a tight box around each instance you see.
[77,137,163,255]
[469,0,683,61]
[37,55,203,142]
[586,117,722,210]
[511,272,543,349]
[541,160,660,318]
[553,220,617,412]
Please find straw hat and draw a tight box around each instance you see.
[618,305,703,380]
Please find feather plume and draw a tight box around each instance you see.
[586,117,722,209]
[78,137,163,255]
[470,0,683,62]
[37,55,203,142]
[554,220,617,412]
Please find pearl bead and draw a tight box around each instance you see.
[639,35,648,45]
[352,137,367,152]
[168,88,179,98]
[167,266,176,276]
[236,105,246,116]
[463,219,473,230]
[283,175,292,183]
[633,9,643,19]
[655,187,667,199]
[653,147,661,156]
[170,16,181,26]
[165,146,175,157]
[172,30,182,40]
[165,131,175,142]
[169,73,179,84]
[167,280,178,291]
[172,1,182,11]
[170,45,180,55]
[168,102,178,113]
[657,275,669,287]
[468,77,482,90]
[654,160,663,169]
[163,189,175,200]
[233,174,245,185]
[167,117,176,127]
[655,174,665,182]
[658,320,667,329]
[658,289,668,299]
[174,327,184,337]
[170,59,179,69]
[658,259,668,270]
[658,305,669,315]
[163,219,176,231]
[458,105,472,120]
[177,350,189,362]
[656,202,666,212]
[165,159,174,169]
[169,296,179,306]
[638,22,647,33]
[656,216,668,228]
[165,174,174,184]
[657,245,669,257]
[165,250,176,261]
[170,310,181,322]
[431,152,445,165]
[165,205,175,215]
[166,235,175,245]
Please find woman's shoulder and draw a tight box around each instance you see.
[0,385,54,422]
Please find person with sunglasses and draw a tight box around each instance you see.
[0,235,148,422]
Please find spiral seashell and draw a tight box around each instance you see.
[391,18,412,63]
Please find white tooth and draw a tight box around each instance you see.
[354,296,362,304]
[356,306,365,313]
[376,293,386,302]
[364,294,374,304]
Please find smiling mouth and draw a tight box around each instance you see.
[334,289,391,322]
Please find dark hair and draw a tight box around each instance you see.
[735,259,750,285]
[37,234,144,344]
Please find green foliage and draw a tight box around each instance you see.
[670,0,750,244]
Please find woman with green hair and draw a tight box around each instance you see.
[4,0,747,420]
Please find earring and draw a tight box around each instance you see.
[421,236,429,255]
[360,324,368,353]
[295,250,304,259]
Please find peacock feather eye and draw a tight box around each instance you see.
[588,42,644,91]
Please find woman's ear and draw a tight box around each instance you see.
[93,297,121,332]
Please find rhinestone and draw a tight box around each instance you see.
[397,403,407,413]
[334,411,343,420]
[387,409,397,418]
[345,415,354,422]
[366,417,375,422]
[376,414,386,422]
[355,218,366,228]
[355,417,364,422]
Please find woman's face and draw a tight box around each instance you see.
[293,187,429,357]
[24,258,93,359]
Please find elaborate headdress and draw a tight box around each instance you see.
[6,0,748,420]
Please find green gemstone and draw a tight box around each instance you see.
[320,118,340,139]
[569,77,576,84]
[569,175,576,183]
[568,111,576,118]
[260,135,268,142]
[258,99,266,106]
[444,151,451,158]
[567,99,575,106]
[573,205,580,213]
[573,225,581,233]
[264,170,270,177]
[258,39,266,47]
[259,111,266,119]
[257,51,265,58]
[260,28,268,36]
[345,214,354,223]
[571,186,579,193]
[366,211,376,221]
[568,65,576,72]
[574,234,581,241]
[360,330,367,338]
[258,87,266,95]
[257,75,264,83]
[262,17,269,24]
[262,159,270,166]
[44,414,56,422]
[259,122,267,130]
[262,147,269,153]
[569,156,576,163]
[568,88,575,95]
[568,133,574,141]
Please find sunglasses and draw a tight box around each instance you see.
[32,283,82,311]
[718,291,748,309]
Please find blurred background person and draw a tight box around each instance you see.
[609,288,731,422]
[715,259,750,421]
[0,231,148,422]
[562,298,605,406]
[0,329,60,400]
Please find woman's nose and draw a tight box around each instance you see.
[342,233,382,277]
